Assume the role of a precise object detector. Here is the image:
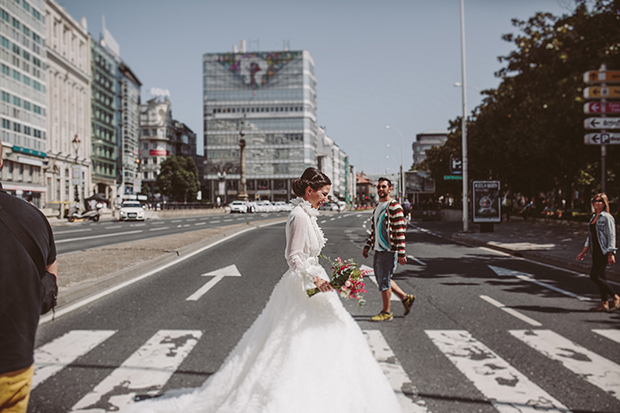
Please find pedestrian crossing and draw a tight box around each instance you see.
[31,328,620,412]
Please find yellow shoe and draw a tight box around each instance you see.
[370,311,393,322]
[402,294,416,316]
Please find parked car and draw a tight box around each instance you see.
[230,200,248,213]
[273,201,288,212]
[118,201,146,221]
[322,202,341,211]
[256,200,274,212]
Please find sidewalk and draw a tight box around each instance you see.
[437,217,620,283]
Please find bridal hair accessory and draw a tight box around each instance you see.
[291,197,326,250]
[307,256,369,308]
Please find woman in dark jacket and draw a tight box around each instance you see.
[576,193,618,312]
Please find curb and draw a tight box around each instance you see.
[451,233,620,284]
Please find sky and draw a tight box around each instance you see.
[58,0,574,176]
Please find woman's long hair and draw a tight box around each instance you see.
[591,193,610,214]
[292,168,331,197]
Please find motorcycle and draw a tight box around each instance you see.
[67,204,102,222]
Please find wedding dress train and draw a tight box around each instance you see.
[123,199,402,413]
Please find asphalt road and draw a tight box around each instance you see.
[52,212,290,254]
[30,212,620,413]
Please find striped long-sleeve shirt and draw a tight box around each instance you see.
[364,199,407,257]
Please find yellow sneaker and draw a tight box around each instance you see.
[370,311,393,322]
[402,294,416,316]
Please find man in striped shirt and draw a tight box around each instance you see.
[363,177,415,321]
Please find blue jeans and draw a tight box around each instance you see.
[373,250,397,292]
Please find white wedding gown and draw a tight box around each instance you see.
[123,198,402,413]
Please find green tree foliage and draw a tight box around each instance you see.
[156,155,200,202]
[423,0,620,201]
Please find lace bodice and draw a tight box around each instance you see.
[285,198,328,289]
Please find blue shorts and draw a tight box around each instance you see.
[373,250,397,292]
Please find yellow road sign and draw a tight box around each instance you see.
[583,86,620,99]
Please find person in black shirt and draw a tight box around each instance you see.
[0,144,57,413]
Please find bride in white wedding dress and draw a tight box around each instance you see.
[124,168,402,413]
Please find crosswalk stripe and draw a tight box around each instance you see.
[70,330,202,412]
[510,329,620,402]
[32,330,117,390]
[364,330,428,412]
[426,330,570,412]
[593,329,620,344]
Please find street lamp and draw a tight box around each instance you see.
[238,116,248,201]
[71,135,81,202]
[459,0,469,232]
[385,125,405,203]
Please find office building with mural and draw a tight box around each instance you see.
[202,46,318,203]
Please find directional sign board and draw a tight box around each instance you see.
[583,86,620,99]
[584,133,620,145]
[584,117,620,129]
[584,101,620,114]
[584,70,620,84]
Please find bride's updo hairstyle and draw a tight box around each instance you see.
[292,167,331,197]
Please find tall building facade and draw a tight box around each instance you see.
[413,130,448,167]
[44,0,90,208]
[139,96,199,198]
[203,49,318,203]
[90,37,117,200]
[139,96,174,195]
[117,61,141,196]
[0,0,48,206]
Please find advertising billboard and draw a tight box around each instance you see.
[472,181,501,223]
[405,171,435,194]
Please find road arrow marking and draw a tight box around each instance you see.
[186,264,242,301]
[488,265,590,301]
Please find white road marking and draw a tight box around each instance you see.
[194,222,206,226]
[426,330,570,412]
[53,228,93,235]
[480,295,542,327]
[152,221,165,225]
[223,219,233,222]
[103,225,122,230]
[364,330,428,412]
[55,230,143,243]
[489,265,591,301]
[187,264,242,301]
[211,220,221,224]
[40,227,258,324]
[171,220,182,223]
[407,255,426,266]
[32,330,116,390]
[511,329,620,401]
[149,227,169,231]
[187,218,197,221]
[593,329,620,344]
[70,330,202,412]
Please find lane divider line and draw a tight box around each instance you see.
[480,295,542,327]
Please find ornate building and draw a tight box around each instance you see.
[44,0,90,209]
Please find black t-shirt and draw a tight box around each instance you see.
[0,184,56,374]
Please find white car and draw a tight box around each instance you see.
[229,200,248,213]
[273,201,288,212]
[256,200,274,212]
[119,201,146,221]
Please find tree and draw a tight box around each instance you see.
[423,0,620,204]
[156,155,200,202]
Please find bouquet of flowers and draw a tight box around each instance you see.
[306,256,369,307]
